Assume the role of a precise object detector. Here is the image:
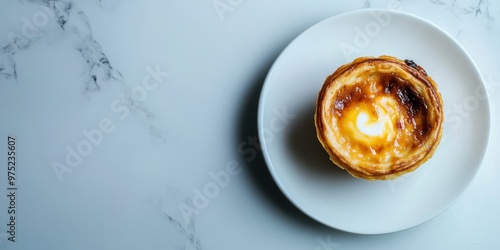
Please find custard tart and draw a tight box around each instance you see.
[315,55,444,180]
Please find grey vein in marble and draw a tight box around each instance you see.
[362,0,371,9]
[1,23,45,80]
[164,213,202,250]
[434,0,496,22]
[0,52,17,80]
[159,188,202,250]
[1,0,166,141]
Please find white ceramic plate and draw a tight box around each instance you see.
[258,9,491,234]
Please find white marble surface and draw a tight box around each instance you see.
[0,0,499,249]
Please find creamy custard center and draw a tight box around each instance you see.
[356,109,389,137]
[329,72,430,165]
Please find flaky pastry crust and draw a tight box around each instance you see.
[315,56,444,180]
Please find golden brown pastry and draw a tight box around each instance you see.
[315,55,444,180]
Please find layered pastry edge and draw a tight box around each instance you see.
[314,55,444,180]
